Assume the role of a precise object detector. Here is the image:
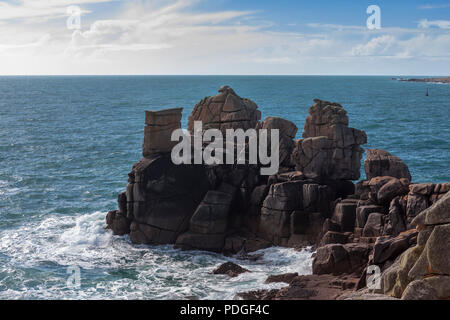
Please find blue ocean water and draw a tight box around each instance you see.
[0,76,448,299]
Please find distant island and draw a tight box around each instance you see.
[392,77,450,84]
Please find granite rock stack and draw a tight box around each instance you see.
[106,86,449,300]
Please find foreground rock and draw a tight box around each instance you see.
[372,192,450,299]
[213,262,249,277]
[237,274,360,300]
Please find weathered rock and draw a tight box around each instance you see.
[239,274,360,300]
[356,205,385,228]
[377,178,409,205]
[258,117,298,167]
[338,289,399,300]
[142,108,182,157]
[355,180,370,200]
[258,181,303,245]
[291,99,366,181]
[290,210,309,235]
[401,280,438,300]
[332,202,357,232]
[364,149,411,181]
[106,210,131,236]
[406,194,429,227]
[175,232,225,252]
[411,224,450,276]
[373,230,418,264]
[378,193,450,300]
[322,218,341,234]
[362,212,384,237]
[320,231,351,245]
[213,262,249,277]
[187,86,261,134]
[411,191,450,226]
[383,196,407,236]
[265,273,299,284]
[125,156,210,244]
[189,190,233,234]
[313,243,372,276]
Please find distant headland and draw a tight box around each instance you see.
[392,77,450,84]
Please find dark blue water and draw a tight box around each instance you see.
[0,76,448,299]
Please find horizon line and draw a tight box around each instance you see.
[0,74,447,77]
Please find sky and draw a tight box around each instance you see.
[0,0,449,75]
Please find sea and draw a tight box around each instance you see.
[0,76,448,299]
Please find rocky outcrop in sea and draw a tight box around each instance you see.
[106,86,449,300]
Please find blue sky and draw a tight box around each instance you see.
[0,0,449,75]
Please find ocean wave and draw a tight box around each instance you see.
[0,211,314,299]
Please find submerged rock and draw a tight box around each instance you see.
[213,262,249,277]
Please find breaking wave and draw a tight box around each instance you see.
[0,211,313,299]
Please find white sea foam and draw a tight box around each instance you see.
[0,211,314,300]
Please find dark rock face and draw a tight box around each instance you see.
[291,99,367,181]
[106,210,130,236]
[364,149,411,181]
[213,262,249,277]
[187,85,261,134]
[127,156,210,244]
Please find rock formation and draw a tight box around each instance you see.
[187,85,261,134]
[106,85,449,300]
[291,99,367,181]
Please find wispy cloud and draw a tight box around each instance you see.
[0,0,449,75]
[0,0,114,21]
[418,19,450,29]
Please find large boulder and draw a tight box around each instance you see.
[313,243,372,276]
[142,108,182,157]
[364,149,411,181]
[291,99,367,181]
[187,86,261,134]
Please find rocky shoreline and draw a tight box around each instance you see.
[393,77,450,84]
[106,86,449,300]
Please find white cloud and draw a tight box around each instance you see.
[418,19,450,29]
[350,35,396,56]
[0,0,449,75]
[0,0,114,21]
